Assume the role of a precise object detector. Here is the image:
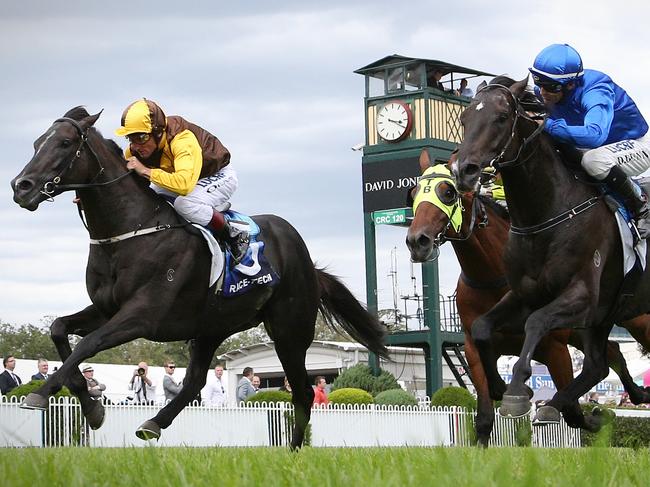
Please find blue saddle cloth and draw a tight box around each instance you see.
[221,211,280,297]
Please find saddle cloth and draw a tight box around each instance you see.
[220,211,279,297]
[607,194,647,275]
[190,211,280,296]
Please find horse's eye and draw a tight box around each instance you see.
[497,113,508,123]
[61,139,72,148]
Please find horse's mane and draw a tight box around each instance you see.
[489,76,546,114]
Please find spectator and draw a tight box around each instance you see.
[31,358,49,381]
[128,361,156,405]
[313,376,329,407]
[457,78,474,98]
[588,391,600,404]
[279,376,292,394]
[427,69,445,91]
[252,375,261,392]
[0,355,22,395]
[204,365,227,406]
[81,364,106,401]
[236,367,256,403]
[162,360,182,403]
[618,392,633,407]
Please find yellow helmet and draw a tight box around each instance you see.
[115,99,166,137]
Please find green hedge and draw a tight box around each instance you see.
[245,390,292,405]
[6,380,73,399]
[374,389,418,407]
[430,386,477,411]
[581,410,650,448]
[328,388,374,405]
[331,364,399,396]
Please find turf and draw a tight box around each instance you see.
[1,447,649,487]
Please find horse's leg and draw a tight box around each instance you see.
[464,331,495,447]
[23,311,149,402]
[540,327,610,432]
[504,285,591,417]
[472,291,530,400]
[605,339,650,404]
[136,336,219,441]
[47,305,108,429]
[619,315,650,403]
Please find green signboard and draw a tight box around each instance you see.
[373,208,409,225]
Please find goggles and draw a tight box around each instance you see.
[126,132,152,144]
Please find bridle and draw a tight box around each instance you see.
[474,84,547,170]
[40,117,133,201]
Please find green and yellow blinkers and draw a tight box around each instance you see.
[412,164,463,232]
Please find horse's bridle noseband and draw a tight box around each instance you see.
[40,117,133,200]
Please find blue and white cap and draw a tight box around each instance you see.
[529,43,584,85]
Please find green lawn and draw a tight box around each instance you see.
[1,447,649,487]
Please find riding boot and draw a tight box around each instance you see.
[208,211,250,265]
[603,166,650,238]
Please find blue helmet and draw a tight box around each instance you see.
[529,43,584,89]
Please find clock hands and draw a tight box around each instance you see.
[387,118,405,127]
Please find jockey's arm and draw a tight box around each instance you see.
[149,131,203,195]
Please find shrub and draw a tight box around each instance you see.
[328,387,373,405]
[331,364,399,396]
[430,386,477,411]
[374,389,418,407]
[581,412,650,448]
[7,380,73,399]
[244,390,292,405]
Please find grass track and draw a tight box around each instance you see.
[1,447,649,487]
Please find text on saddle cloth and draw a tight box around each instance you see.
[222,211,279,297]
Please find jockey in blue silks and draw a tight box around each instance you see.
[530,43,650,238]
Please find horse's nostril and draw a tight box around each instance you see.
[464,164,480,177]
[417,234,431,248]
[17,179,33,191]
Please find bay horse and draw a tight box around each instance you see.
[452,76,650,425]
[406,148,650,444]
[10,107,388,449]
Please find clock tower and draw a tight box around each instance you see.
[354,55,493,396]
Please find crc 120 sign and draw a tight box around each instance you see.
[373,209,408,225]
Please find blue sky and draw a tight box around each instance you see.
[2,0,649,326]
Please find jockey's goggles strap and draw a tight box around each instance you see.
[412,164,463,232]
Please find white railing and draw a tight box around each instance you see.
[0,396,580,448]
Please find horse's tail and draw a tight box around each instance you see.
[316,267,389,359]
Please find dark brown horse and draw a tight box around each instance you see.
[406,148,650,444]
[10,107,388,449]
[452,76,650,426]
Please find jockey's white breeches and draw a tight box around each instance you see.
[581,133,650,180]
[153,165,238,225]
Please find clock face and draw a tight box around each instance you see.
[376,101,413,142]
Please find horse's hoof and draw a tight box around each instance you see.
[136,420,161,441]
[498,394,531,418]
[20,393,49,411]
[86,400,106,430]
[533,405,561,425]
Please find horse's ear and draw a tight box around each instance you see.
[477,80,487,93]
[419,147,433,173]
[79,110,103,131]
[510,76,529,100]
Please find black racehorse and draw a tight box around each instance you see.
[11,107,388,448]
[452,77,650,425]
[407,148,650,443]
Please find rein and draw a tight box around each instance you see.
[41,117,133,200]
